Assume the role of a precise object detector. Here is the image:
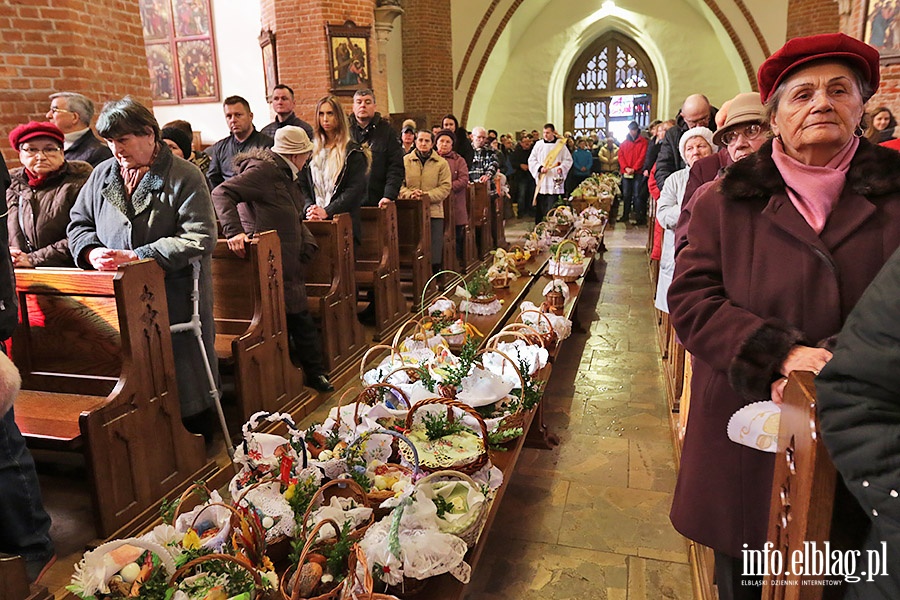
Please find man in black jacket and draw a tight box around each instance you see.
[260,84,313,140]
[654,94,717,192]
[0,154,55,582]
[205,96,274,188]
[47,92,112,167]
[348,89,404,208]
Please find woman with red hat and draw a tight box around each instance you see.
[6,121,91,267]
[668,33,900,599]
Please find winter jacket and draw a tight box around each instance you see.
[349,113,404,207]
[7,160,92,266]
[440,150,469,225]
[618,133,648,174]
[211,149,317,313]
[399,151,451,219]
[655,107,718,191]
[299,142,370,245]
[674,148,732,257]
[65,129,112,167]
[667,137,900,558]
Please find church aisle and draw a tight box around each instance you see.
[464,225,693,600]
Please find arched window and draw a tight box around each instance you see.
[564,32,657,142]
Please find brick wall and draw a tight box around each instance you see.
[401,0,454,128]
[258,0,387,126]
[0,0,151,168]
[786,0,839,39]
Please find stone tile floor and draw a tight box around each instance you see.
[463,221,693,600]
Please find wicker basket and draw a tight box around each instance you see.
[359,344,402,384]
[415,470,492,548]
[495,323,546,348]
[299,479,374,545]
[402,397,490,475]
[280,518,347,600]
[545,205,573,235]
[473,348,526,441]
[171,552,279,600]
[507,245,529,269]
[515,310,558,349]
[546,239,586,283]
[346,428,421,510]
[343,545,402,600]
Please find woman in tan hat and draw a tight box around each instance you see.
[211,126,332,393]
[6,121,91,267]
[668,33,900,599]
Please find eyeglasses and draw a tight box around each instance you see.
[48,107,72,114]
[684,116,710,127]
[721,123,765,146]
[20,146,62,156]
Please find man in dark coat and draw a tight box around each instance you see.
[510,135,535,218]
[260,84,313,140]
[205,96,274,188]
[348,89,404,208]
[47,92,112,167]
[654,94,717,191]
[0,153,56,582]
[668,138,900,583]
[817,245,900,600]
[211,126,332,393]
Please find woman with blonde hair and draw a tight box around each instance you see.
[301,95,369,245]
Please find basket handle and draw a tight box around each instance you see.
[168,552,263,590]
[553,239,579,262]
[355,383,411,415]
[171,481,213,522]
[347,428,421,477]
[390,318,426,350]
[234,477,283,506]
[419,269,466,319]
[300,479,371,540]
[187,501,262,547]
[518,309,555,334]
[360,344,400,382]
[240,411,307,469]
[380,365,424,388]
[486,328,538,349]
[498,323,546,348]
[415,468,481,489]
[404,397,489,459]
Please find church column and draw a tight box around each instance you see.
[401,0,454,128]
[0,0,151,166]
[259,0,388,123]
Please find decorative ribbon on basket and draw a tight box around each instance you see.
[401,397,490,475]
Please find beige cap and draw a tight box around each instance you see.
[713,93,766,146]
[272,125,313,155]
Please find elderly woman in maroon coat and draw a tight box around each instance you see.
[668,33,900,600]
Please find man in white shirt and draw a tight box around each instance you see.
[528,123,573,223]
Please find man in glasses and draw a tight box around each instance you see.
[46,92,112,167]
[655,94,718,191]
[673,92,770,256]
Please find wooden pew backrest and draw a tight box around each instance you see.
[211,230,308,420]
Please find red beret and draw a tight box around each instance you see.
[8,121,65,150]
[757,33,880,104]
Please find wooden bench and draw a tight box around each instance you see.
[441,194,457,275]
[489,188,508,251]
[11,260,215,537]
[0,554,52,600]
[763,371,837,598]
[357,203,408,340]
[395,198,431,310]
[211,230,310,421]
[304,213,367,378]
[467,182,492,259]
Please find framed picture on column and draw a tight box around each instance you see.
[326,21,372,96]
[864,1,900,64]
[259,30,278,98]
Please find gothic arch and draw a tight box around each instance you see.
[563,32,657,139]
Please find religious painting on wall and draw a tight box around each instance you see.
[259,30,278,98]
[138,0,220,103]
[326,21,372,96]
[865,0,900,63]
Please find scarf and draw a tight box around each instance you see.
[311,144,345,208]
[771,136,858,234]
[415,149,431,166]
[25,169,49,188]
[120,144,160,198]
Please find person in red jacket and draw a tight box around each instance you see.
[618,121,649,224]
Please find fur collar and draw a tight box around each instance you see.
[101,143,171,218]
[721,137,900,201]
[233,147,278,171]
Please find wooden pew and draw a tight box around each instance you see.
[763,371,837,598]
[11,260,215,537]
[441,194,458,275]
[211,230,310,421]
[490,193,508,251]
[0,554,52,600]
[395,198,432,310]
[461,211,479,274]
[357,203,408,340]
[304,213,367,378]
[467,182,492,259]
